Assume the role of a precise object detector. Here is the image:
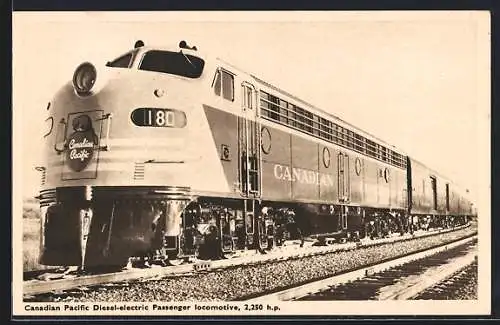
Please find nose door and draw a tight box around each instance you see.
[59,110,104,180]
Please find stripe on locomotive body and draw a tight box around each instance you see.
[257,117,407,208]
[202,103,407,210]
[45,144,229,194]
[46,138,191,166]
[45,137,193,185]
[106,137,187,147]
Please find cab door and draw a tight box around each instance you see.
[338,152,351,202]
[338,152,350,229]
[238,82,261,198]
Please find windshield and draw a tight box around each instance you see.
[106,50,138,68]
[138,50,205,78]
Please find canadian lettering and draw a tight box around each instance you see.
[273,164,334,186]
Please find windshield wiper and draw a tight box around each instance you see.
[180,50,196,69]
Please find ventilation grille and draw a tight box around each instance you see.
[133,163,145,180]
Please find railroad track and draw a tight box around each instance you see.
[413,260,478,300]
[23,224,473,298]
[245,233,477,301]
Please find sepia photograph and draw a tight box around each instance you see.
[12,11,490,316]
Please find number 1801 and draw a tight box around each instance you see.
[147,109,175,127]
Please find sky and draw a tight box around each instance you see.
[12,11,490,205]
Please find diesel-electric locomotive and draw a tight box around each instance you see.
[36,40,475,269]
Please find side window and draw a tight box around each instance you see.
[243,85,253,109]
[222,71,234,101]
[212,69,234,101]
[106,52,133,68]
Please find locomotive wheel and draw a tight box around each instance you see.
[222,251,235,259]
[150,258,168,267]
[132,259,152,268]
[259,236,271,251]
[167,258,184,266]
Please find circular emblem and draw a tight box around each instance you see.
[261,127,271,154]
[222,145,230,160]
[65,114,97,172]
[322,147,331,168]
[355,157,362,175]
[384,168,390,183]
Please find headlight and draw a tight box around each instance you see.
[72,62,97,95]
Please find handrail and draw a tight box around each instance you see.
[98,113,113,151]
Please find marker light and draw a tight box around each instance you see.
[73,62,97,95]
[154,89,165,97]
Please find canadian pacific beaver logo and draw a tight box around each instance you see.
[66,114,98,172]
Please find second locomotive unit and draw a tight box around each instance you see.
[37,40,475,269]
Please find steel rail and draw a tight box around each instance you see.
[377,247,477,300]
[245,233,477,301]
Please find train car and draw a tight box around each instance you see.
[452,186,474,221]
[36,40,470,270]
[407,158,471,228]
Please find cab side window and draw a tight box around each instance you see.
[212,69,234,101]
[106,52,134,68]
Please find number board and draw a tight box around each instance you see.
[131,108,187,128]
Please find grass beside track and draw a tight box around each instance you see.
[23,199,49,272]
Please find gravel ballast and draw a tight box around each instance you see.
[28,227,476,302]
